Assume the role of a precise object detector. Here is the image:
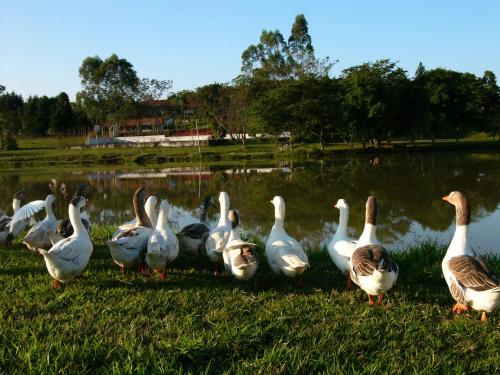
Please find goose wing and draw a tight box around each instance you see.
[179,223,210,239]
[351,244,398,277]
[0,216,11,231]
[49,237,80,260]
[449,255,499,292]
[9,200,46,228]
[48,231,66,246]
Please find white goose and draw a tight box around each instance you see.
[146,200,179,280]
[0,191,30,245]
[265,196,309,278]
[108,188,154,273]
[442,191,499,321]
[350,196,398,305]
[23,194,57,252]
[39,196,93,288]
[53,184,93,239]
[224,210,259,281]
[177,196,214,256]
[328,198,357,288]
[2,192,47,245]
[204,191,231,274]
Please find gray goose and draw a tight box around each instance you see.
[350,196,398,305]
[442,191,499,321]
[177,196,214,256]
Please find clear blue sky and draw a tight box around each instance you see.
[1,0,499,100]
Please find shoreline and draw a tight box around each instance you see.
[1,138,498,172]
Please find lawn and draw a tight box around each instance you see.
[0,229,499,374]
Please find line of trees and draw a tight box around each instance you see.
[2,14,499,150]
[0,87,91,148]
[174,14,500,148]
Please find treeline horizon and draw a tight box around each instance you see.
[1,14,499,150]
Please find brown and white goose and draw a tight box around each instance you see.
[442,191,499,321]
[223,210,259,281]
[350,196,398,305]
[108,187,154,273]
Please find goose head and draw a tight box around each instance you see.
[334,198,349,210]
[203,195,215,208]
[229,209,239,229]
[270,196,286,221]
[442,191,470,226]
[145,195,158,214]
[46,194,56,205]
[75,184,91,198]
[159,199,170,215]
[133,187,149,206]
[12,191,27,211]
[144,195,159,226]
[13,190,27,202]
[70,196,87,210]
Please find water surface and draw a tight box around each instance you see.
[1,151,499,254]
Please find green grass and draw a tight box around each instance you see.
[0,229,499,374]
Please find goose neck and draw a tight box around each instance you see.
[156,207,168,229]
[13,199,21,213]
[218,206,229,226]
[334,208,349,239]
[357,223,378,246]
[228,227,240,242]
[446,225,468,257]
[69,205,85,236]
[45,199,56,221]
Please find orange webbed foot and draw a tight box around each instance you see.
[452,303,470,315]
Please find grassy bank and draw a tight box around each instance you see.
[0,135,498,171]
[0,229,499,374]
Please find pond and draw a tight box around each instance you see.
[1,151,499,254]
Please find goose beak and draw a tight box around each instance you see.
[333,204,338,208]
[442,195,450,202]
[269,200,273,204]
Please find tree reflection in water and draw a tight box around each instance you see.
[1,151,499,253]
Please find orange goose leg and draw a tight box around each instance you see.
[52,278,59,289]
[120,266,126,275]
[452,303,470,314]
[377,293,383,305]
[160,271,168,281]
[480,311,487,322]
[367,294,375,305]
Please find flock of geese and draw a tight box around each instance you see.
[0,184,499,322]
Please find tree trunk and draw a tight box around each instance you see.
[319,128,324,151]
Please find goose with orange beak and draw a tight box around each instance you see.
[441,191,500,321]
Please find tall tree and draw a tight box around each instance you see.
[288,14,333,78]
[77,54,140,124]
[49,92,74,134]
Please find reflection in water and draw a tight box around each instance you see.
[1,152,499,254]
